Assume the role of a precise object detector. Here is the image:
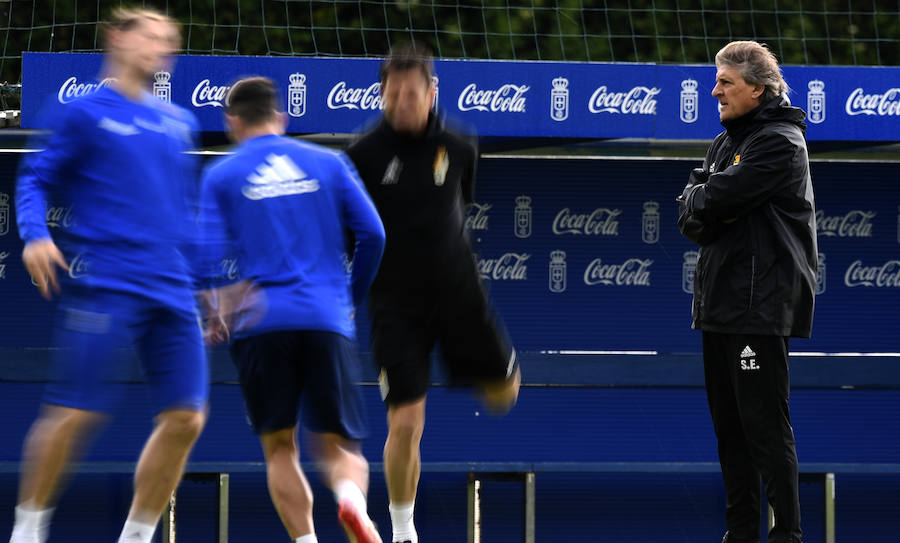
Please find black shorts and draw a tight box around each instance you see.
[370,274,517,405]
[229,330,366,439]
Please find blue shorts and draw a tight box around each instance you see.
[229,330,366,439]
[45,289,208,414]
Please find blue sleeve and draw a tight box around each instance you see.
[337,152,385,307]
[179,114,205,287]
[15,105,89,243]
[196,167,236,289]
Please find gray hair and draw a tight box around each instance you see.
[715,41,789,101]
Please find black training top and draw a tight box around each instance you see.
[346,112,479,298]
[677,95,817,338]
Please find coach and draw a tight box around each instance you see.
[676,41,818,543]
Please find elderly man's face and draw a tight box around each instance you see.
[712,65,764,121]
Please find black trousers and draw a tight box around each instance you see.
[703,332,802,543]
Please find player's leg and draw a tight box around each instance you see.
[230,330,317,541]
[478,351,520,415]
[308,433,381,543]
[299,331,380,543]
[438,275,520,415]
[11,407,106,543]
[123,408,206,537]
[260,426,316,539]
[121,305,208,543]
[384,400,425,543]
[371,306,432,543]
[11,292,129,543]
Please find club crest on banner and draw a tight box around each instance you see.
[816,253,826,295]
[153,71,171,103]
[549,250,567,293]
[680,79,698,123]
[683,251,699,294]
[551,77,569,121]
[288,73,307,118]
[807,80,825,124]
[0,193,9,236]
[642,201,659,244]
[432,75,439,110]
[514,195,532,239]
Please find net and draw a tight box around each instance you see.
[1,0,899,85]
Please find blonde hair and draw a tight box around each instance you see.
[104,7,180,48]
[715,41,789,101]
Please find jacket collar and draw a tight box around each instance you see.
[376,111,442,144]
[721,94,807,141]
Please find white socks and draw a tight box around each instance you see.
[295,535,318,543]
[389,502,417,543]
[334,478,368,513]
[117,519,156,543]
[9,503,53,543]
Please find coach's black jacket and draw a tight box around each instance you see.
[345,113,479,301]
[677,95,818,338]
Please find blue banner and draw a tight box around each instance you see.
[2,154,897,354]
[21,53,900,141]
[464,158,900,353]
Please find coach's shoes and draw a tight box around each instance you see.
[338,498,382,543]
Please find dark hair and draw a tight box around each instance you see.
[225,77,279,126]
[379,42,434,87]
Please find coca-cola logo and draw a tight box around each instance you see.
[192,79,231,108]
[844,260,900,288]
[815,210,875,238]
[458,83,529,113]
[553,208,621,236]
[327,82,383,110]
[46,206,76,229]
[58,76,116,104]
[583,258,653,286]
[845,88,900,116]
[466,202,492,231]
[68,253,90,279]
[588,85,659,115]
[220,258,239,281]
[478,252,529,280]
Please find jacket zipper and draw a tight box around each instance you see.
[748,255,757,312]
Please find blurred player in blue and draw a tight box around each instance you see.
[198,77,385,543]
[11,8,207,543]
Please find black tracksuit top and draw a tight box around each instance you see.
[346,113,479,299]
[678,95,818,338]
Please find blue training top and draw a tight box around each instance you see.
[199,134,385,340]
[16,86,201,309]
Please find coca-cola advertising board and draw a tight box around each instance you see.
[21,53,900,141]
[0,155,896,354]
[463,157,899,353]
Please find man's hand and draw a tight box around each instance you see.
[680,167,709,200]
[203,314,229,346]
[22,238,68,300]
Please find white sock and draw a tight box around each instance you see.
[10,503,53,543]
[294,535,318,543]
[117,519,156,543]
[389,501,417,543]
[334,478,368,513]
